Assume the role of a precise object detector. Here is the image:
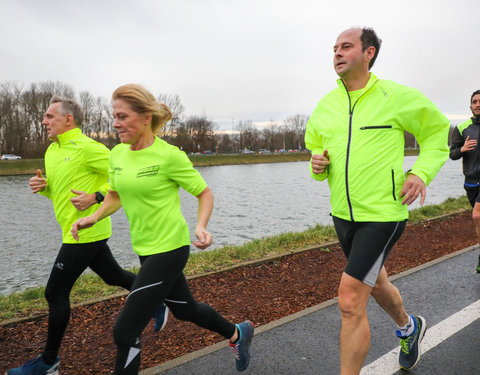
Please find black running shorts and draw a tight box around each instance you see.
[464,184,480,208]
[332,216,407,287]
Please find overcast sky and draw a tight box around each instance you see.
[0,0,477,130]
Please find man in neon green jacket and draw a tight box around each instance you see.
[305,27,449,374]
[7,96,137,375]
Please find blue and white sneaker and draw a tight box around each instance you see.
[6,355,60,375]
[154,302,169,332]
[396,316,427,370]
[229,320,254,372]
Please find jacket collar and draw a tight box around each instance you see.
[337,72,379,94]
[56,127,82,144]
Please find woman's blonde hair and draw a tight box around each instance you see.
[112,84,173,134]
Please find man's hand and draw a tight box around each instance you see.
[70,189,96,211]
[193,226,212,250]
[400,174,426,206]
[29,169,46,193]
[311,150,330,174]
[461,136,477,152]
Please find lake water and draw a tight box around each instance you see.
[0,157,466,295]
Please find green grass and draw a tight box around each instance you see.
[0,195,470,322]
[183,223,337,275]
[0,159,45,175]
[408,195,470,221]
[189,152,311,166]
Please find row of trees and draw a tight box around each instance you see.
[0,80,451,158]
[0,81,118,157]
[0,81,310,157]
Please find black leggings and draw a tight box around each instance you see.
[42,239,135,363]
[113,245,235,374]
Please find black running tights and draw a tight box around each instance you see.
[113,245,235,374]
[42,239,135,364]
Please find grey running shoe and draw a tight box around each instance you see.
[396,316,427,370]
[229,320,254,372]
[6,355,60,375]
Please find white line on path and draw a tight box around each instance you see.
[361,299,480,375]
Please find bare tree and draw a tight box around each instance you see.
[283,114,309,150]
[216,132,234,153]
[0,82,24,155]
[236,120,259,151]
[260,120,278,151]
[157,93,185,138]
[171,115,216,153]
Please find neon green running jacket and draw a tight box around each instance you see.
[39,128,111,243]
[305,74,450,222]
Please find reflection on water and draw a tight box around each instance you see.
[0,157,465,295]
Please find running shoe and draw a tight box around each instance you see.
[475,264,480,273]
[154,302,169,332]
[6,355,60,375]
[229,320,254,372]
[396,315,427,370]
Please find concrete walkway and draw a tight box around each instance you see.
[141,245,480,375]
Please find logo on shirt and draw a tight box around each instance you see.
[113,167,123,175]
[137,165,160,178]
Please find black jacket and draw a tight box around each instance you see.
[450,117,480,183]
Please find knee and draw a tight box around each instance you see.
[99,270,128,287]
[100,275,117,287]
[472,211,480,225]
[338,290,364,319]
[44,284,66,305]
[113,319,136,348]
[170,301,203,322]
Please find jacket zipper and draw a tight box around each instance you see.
[341,79,379,222]
[360,125,392,130]
[391,169,396,201]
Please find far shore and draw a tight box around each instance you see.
[0,149,420,176]
[0,153,312,176]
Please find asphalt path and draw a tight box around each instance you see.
[141,245,480,375]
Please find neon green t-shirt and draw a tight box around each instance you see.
[109,137,207,255]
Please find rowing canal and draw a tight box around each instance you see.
[0,156,465,295]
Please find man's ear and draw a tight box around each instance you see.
[365,46,376,63]
[65,113,74,125]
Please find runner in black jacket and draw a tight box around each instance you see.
[449,89,480,272]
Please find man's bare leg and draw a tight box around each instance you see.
[338,272,372,375]
[370,266,409,326]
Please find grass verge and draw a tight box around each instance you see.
[0,195,469,322]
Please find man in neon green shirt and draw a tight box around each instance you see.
[7,96,137,375]
[305,27,449,374]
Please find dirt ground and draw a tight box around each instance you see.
[0,211,476,374]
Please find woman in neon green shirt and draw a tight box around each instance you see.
[72,84,253,374]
